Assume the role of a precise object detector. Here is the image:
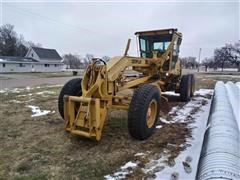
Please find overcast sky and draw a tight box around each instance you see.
[1,0,239,60]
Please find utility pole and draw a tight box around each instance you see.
[198,48,202,72]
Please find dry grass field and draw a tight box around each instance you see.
[0,71,239,179]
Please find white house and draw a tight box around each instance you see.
[0,47,64,73]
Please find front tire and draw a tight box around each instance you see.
[128,84,161,140]
[58,78,82,119]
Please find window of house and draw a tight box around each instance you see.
[44,64,50,67]
[19,63,25,67]
[3,63,5,68]
[54,64,57,67]
[32,53,33,57]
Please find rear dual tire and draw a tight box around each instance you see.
[180,74,195,102]
[189,74,195,97]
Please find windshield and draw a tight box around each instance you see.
[153,42,171,51]
[139,34,172,58]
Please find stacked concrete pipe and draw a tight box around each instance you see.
[197,81,240,180]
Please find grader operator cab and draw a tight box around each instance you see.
[58,28,195,141]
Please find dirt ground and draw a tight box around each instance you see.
[0,72,75,89]
[1,70,240,89]
[0,71,239,179]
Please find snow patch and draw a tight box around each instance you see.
[0,90,6,93]
[152,99,211,179]
[10,99,34,104]
[105,88,213,179]
[194,89,213,96]
[135,152,147,157]
[36,91,55,95]
[11,88,21,93]
[162,91,179,96]
[0,85,62,94]
[160,117,172,124]
[9,100,22,103]
[105,161,138,180]
[0,87,26,94]
[156,125,163,129]
[17,94,27,97]
[46,84,63,88]
[26,105,51,117]
[121,161,137,169]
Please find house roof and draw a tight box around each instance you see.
[32,47,62,60]
[0,56,39,63]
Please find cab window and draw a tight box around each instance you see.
[139,34,172,58]
[140,39,146,51]
[153,42,170,51]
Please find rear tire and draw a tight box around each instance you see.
[180,75,191,102]
[189,74,195,97]
[58,78,82,119]
[128,84,161,140]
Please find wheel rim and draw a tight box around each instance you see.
[146,99,157,128]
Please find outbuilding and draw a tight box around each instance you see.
[0,47,64,73]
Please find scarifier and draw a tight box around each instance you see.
[58,28,195,141]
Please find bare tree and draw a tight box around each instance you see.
[63,53,82,69]
[0,24,18,56]
[202,58,215,71]
[0,24,41,57]
[214,45,232,71]
[85,54,94,62]
[180,56,197,69]
[15,34,28,56]
[101,56,110,62]
[229,42,240,71]
[214,43,240,71]
[83,54,94,67]
[26,41,42,48]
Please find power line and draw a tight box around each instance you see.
[4,4,237,46]
[2,0,239,3]
[4,3,115,38]
[4,4,95,33]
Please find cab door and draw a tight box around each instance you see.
[171,37,182,70]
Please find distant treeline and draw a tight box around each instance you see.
[62,54,110,69]
[180,42,240,71]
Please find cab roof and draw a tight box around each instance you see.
[135,28,182,37]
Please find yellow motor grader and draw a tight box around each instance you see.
[58,28,195,141]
